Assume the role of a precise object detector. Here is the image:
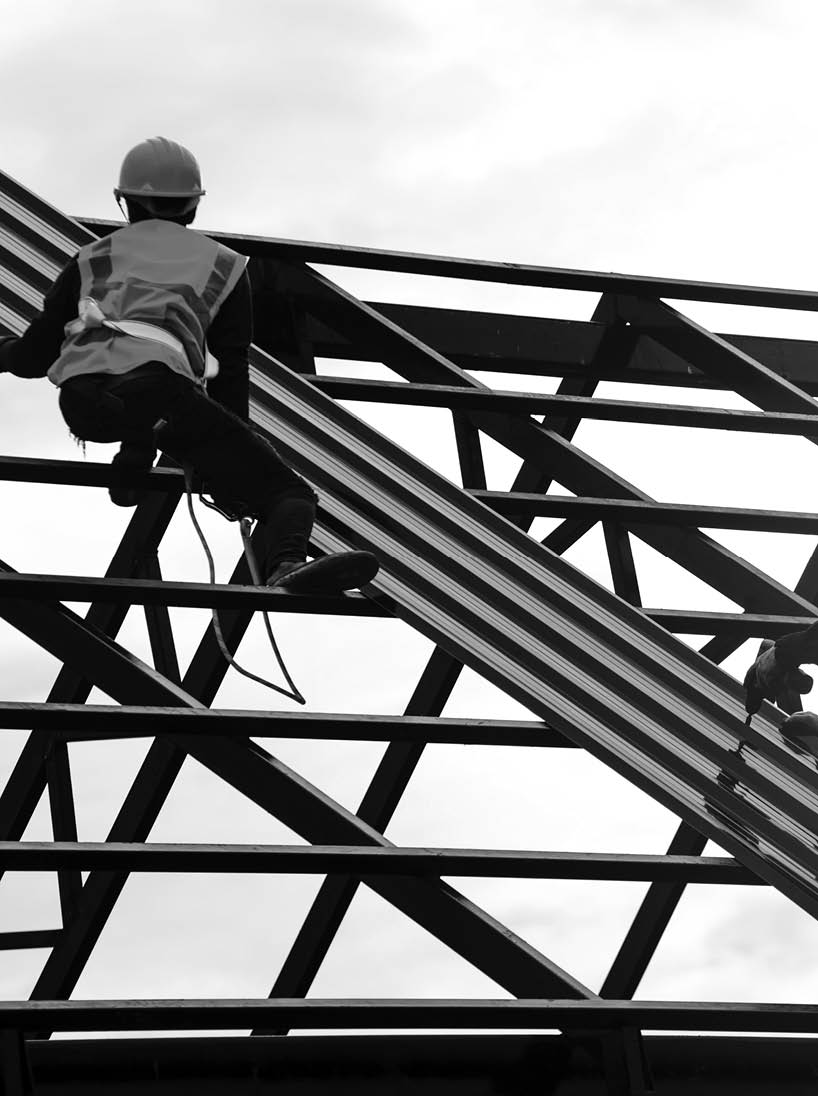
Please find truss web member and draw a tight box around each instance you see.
[0,137,377,595]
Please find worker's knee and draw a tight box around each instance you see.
[270,483,318,510]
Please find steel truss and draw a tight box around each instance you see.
[0,166,818,1092]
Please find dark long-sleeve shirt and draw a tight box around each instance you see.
[0,254,253,421]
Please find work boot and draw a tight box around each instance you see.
[109,442,156,507]
[267,551,379,594]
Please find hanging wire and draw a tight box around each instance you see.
[183,469,305,705]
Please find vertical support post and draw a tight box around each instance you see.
[603,523,642,606]
[452,413,487,490]
[0,1029,33,1095]
[599,1027,655,1095]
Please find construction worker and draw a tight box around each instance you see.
[0,137,377,594]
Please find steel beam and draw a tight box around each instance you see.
[306,375,818,436]
[79,214,818,311]
[0,931,61,952]
[0,572,388,615]
[7,996,818,1033]
[604,524,642,605]
[618,296,818,415]
[451,414,487,490]
[644,610,814,637]
[472,493,818,535]
[44,740,81,925]
[0,703,562,747]
[0,843,759,884]
[0,455,183,490]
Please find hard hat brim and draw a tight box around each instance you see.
[114,187,206,199]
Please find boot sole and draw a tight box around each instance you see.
[271,551,379,594]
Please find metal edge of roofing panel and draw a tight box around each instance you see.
[0,168,93,252]
[245,352,818,910]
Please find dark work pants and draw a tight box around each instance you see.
[58,363,317,571]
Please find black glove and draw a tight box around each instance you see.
[744,638,813,715]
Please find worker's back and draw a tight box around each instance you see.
[49,220,245,387]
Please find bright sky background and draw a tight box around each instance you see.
[3,0,818,1035]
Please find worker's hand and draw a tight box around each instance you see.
[744,639,813,715]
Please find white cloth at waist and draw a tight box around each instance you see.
[64,298,219,379]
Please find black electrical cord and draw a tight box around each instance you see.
[183,469,305,705]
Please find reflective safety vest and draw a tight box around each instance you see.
[48,220,247,387]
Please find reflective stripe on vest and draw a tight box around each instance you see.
[48,220,247,388]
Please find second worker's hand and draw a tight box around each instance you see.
[744,638,813,716]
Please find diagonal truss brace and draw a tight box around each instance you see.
[0,579,596,1006]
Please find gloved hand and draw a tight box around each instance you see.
[744,638,813,715]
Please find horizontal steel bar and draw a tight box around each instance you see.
[644,610,814,638]
[0,703,562,747]
[309,376,818,437]
[0,843,759,884]
[5,996,818,1033]
[78,217,818,311]
[307,303,818,395]
[0,929,61,951]
[0,573,389,615]
[472,492,818,534]
[0,454,183,489]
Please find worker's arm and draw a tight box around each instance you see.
[744,622,818,714]
[206,269,252,421]
[0,259,79,377]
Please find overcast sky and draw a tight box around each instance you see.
[3,0,818,1034]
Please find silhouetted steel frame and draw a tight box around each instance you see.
[5,189,818,1059]
[257,262,818,1012]
[0,573,599,1010]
